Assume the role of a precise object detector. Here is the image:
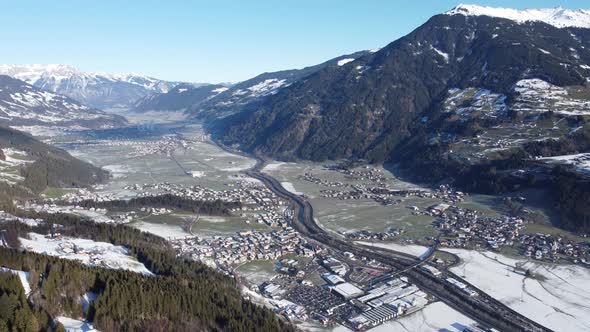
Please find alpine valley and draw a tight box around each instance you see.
[1,4,590,332]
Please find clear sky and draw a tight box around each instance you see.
[1,0,587,83]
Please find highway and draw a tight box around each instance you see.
[242,161,553,332]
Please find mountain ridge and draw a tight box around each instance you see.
[216,12,590,161]
[0,75,127,132]
[0,64,191,109]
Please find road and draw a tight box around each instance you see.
[240,158,553,332]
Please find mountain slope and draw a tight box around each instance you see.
[217,7,590,161]
[195,50,373,119]
[0,75,127,130]
[0,126,108,197]
[131,83,227,112]
[216,4,590,233]
[0,64,186,109]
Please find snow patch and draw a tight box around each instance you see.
[337,58,355,66]
[430,46,449,63]
[20,233,153,275]
[447,248,590,332]
[356,241,432,259]
[55,316,99,332]
[0,267,31,295]
[281,182,302,195]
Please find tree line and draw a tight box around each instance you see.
[74,194,241,215]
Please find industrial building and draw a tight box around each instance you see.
[331,282,365,299]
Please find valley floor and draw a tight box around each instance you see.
[15,120,589,332]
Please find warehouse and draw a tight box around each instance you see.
[349,304,399,330]
[331,282,364,299]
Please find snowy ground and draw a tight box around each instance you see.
[20,233,153,275]
[447,248,590,332]
[56,317,99,332]
[0,267,31,295]
[281,181,303,195]
[25,204,115,223]
[130,219,191,240]
[0,147,34,184]
[301,302,475,331]
[382,301,475,332]
[540,153,590,174]
[355,241,432,259]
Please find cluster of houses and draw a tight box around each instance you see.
[56,188,116,204]
[297,172,348,188]
[520,233,590,265]
[92,135,190,157]
[320,183,465,207]
[171,228,318,269]
[125,179,287,210]
[433,206,524,249]
[343,228,404,241]
[329,165,389,183]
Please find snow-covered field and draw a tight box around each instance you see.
[25,204,115,223]
[301,302,475,331]
[447,248,590,332]
[56,316,99,332]
[0,148,34,183]
[281,182,303,195]
[0,267,31,295]
[262,161,290,172]
[512,78,590,116]
[355,241,432,259]
[20,233,153,275]
[541,153,590,174]
[383,301,475,332]
[131,220,191,240]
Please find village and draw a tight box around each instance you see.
[83,135,192,157]
[4,155,590,331]
[252,253,438,331]
[171,227,317,270]
[315,181,466,207]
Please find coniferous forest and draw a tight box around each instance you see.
[0,212,294,332]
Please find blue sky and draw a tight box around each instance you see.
[1,0,587,83]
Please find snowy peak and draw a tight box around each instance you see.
[0,64,186,109]
[0,64,82,84]
[0,75,127,130]
[0,64,173,91]
[446,4,590,28]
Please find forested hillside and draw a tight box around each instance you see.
[0,211,295,332]
[0,126,107,195]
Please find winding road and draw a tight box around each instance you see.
[208,137,553,332]
[245,160,553,332]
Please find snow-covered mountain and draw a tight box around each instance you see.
[218,3,590,162]
[0,64,186,109]
[0,75,127,131]
[131,83,228,113]
[446,4,590,28]
[193,50,372,118]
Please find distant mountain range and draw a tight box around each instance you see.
[130,51,373,117]
[131,83,228,113]
[0,75,127,131]
[0,64,189,109]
